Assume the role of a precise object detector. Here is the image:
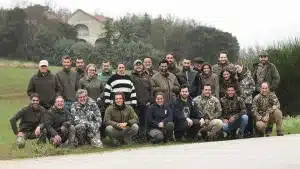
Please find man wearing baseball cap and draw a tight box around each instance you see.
[252,51,280,95]
[130,59,153,142]
[193,57,205,73]
[27,60,62,110]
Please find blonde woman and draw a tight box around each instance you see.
[78,63,104,105]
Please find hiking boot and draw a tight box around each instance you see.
[236,132,244,139]
[277,130,284,136]
[123,136,133,145]
[112,139,121,147]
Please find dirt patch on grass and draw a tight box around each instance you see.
[0,61,38,69]
[0,93,27,100]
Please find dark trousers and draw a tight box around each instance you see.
[245,104,254,134]
[134,105,147,141]
[174,120,201,139]
[100,105,106,139]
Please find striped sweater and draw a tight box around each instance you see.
[104,74,137,106]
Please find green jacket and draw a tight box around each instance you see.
[252,62,280,92]
[151,72,180,105]
[55,68,78,101]
[104,104,139,129]
[10,105,46,134]
[78,75,104,101]
[97,71,114,86]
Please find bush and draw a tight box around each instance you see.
[70,42,93,63]
[266,38,300,114]
[49,38,75,65]
[242,38,300,114]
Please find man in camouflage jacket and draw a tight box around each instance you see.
[193,84,223,141]
[252,82,283,137]
[252,52,280,95]
[221,86,248,139]
[71,89,103,148]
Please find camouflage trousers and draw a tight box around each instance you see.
[105,124,139,144]
[148,122,174,143]
[75,123,103,148]
[199,119,223,138]
[256,109,283,135]
[50,125,76,147]
[16,128,47,149]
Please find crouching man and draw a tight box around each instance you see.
[9,93,47,148]
[172,85,205,142]
[104,92,139,147]
[221,86,248,139]
[147,92,174,143]
[71,89,103,148]
[45,96,75,148]
[253,82,284,137]
[193,84,223,141]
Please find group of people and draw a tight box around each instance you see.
[9,51,284,149]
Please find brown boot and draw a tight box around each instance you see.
[277,130,284,136]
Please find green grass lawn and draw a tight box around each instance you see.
[0,60,300,160]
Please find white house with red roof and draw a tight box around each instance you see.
[68,9,107,45]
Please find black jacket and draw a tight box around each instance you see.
[44,106,72,137]
[130,71,153,106]
[172,97,203,123]
[27,70,62,109]
[147,103,173,129]
[176,68,202,98]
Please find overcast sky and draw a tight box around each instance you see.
[1,0,300,48]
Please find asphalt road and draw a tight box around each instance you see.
[1,134,300,169]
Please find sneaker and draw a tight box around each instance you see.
[91,138,103,148]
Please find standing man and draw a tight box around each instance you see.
[75,57,85,80]
[9,94,47,148]
[193,84,223,141]
[151,60,180,105]
[165,52,180,75]
[193,57,205,73]
[143,57,157,78]
[252,51,280,95]
[27,60,61,110]
[176,58,202,98]
[130,59,153,142]
[56,55,78,112]
[221,86,248,139]
[98,60,114,85]
[212,51,236,76]
[252,82,284,137]
[172,85,204,141]
[104,63,137,107]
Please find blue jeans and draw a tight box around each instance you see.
[223,114,248,134]
[64,101,74,112]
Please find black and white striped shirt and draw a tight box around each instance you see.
[104,74,137,106]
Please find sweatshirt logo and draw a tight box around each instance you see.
[165,110,167,114]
